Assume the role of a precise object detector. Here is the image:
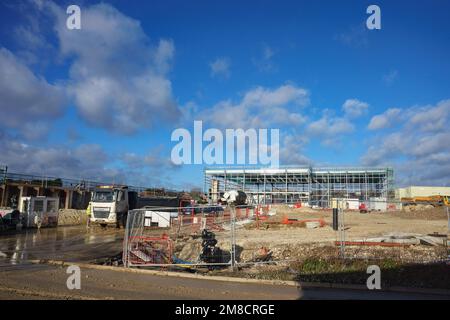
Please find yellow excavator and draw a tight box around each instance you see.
[401,195,450,207]
[444,196,450,207]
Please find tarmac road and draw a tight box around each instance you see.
[0,262,448,300]
[0,263,300,300]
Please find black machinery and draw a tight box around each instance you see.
[199,229,224,267]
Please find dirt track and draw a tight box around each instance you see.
[234,207,448,245]
[197,206,450,263]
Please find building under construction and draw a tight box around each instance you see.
[204,166,394,207]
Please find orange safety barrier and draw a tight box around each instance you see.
[281,215,326,227]
[334,241,412,247]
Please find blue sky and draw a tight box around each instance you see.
[0,0,449,189]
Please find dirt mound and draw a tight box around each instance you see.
[58,209,87,226]
[176,240,202,261]
[384,207,448,220]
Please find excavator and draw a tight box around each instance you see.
[401,195,450,207]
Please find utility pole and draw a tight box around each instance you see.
[229,204,237,271]
[447,206,449,264]
[332,198,346,259]
[447,206,449,234]
[338,198,346,259]
[1,165,7,207]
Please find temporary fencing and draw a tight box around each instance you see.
[122,204,274,268]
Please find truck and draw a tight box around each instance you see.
[89,185,132,228]
[89,186,192,228]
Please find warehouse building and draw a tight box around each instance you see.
[204,166,394,207]
[395,186,450,199]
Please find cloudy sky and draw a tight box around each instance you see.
[0,0,449,189]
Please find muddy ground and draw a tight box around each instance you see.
[173,205,449,264]
[57,209,87,226]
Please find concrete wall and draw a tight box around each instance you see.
[1,183,90,210]
[395,186,450,198]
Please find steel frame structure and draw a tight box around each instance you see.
[204,166,394,207]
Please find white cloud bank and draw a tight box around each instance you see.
[362,99,450,186]
[199,84,309,129]
[0,47,65,139]
[42,2,180,134]
[342,99,369,118]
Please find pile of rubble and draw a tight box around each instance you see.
[402,204,435,211]
[57,209,87,226]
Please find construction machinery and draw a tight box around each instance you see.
[89,185,192,228]
[359,202,368,213]
[221,190,247,206]
[89,185,133,228]
[401,195,450,207]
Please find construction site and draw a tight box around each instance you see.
[1,164,449,299]
[204,166,394,207]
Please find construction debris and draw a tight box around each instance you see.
[281,215,326,227]
[341,232,449,247]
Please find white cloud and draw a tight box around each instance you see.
[210,57,231,79]
[122,150,179,170]
[342,99,369,118]
[307,116,354,137]
[39,2,180,134]
[241,85,309,108]
[0,131,179,187]
[200,84,309,128]
[0,47,65,136]
[0,133,120,182]
[408,99,450,132]
[361,99,450,185]
[279,134,311,166]
[14,25,49,51]
[368,108,401,130]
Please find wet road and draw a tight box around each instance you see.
[0,226,123,264]
[0,263,448,300]
[0,263,301,300]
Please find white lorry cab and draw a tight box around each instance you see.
[89,186,133,228]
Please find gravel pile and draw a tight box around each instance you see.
[57,209,87,226]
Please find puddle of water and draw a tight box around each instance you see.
[0,226,124,264]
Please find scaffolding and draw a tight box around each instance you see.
[204,166,394,208]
